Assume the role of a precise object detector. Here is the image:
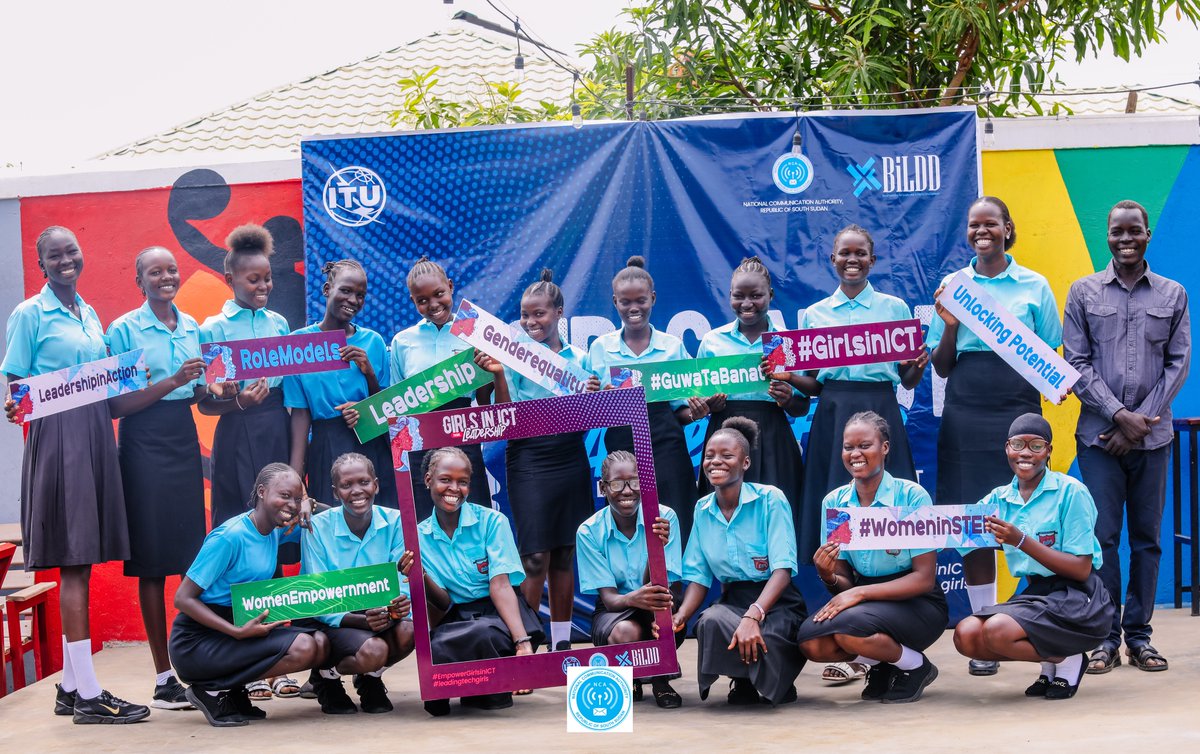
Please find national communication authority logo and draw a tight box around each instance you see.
[323,166,387,227]
[772,147,814,194]
[567,666,632,733]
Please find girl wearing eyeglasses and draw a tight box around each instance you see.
[952,414,1113,701]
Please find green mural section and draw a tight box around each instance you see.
[1055,146,1189,272]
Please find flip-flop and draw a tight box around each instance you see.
[272,677,302,698]
[821,662,867,685]
[1126,644,1168,672]
[1085,647,1121,675]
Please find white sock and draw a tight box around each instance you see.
[894,645,924,671]
[319,668,340,680]
[851,655,880,667]
[60,636,77,693]
[66,639,102,699]
[1054,654,1083,685]
[1040,662,1057,680]
[365,666,388,678]
[966,582,997,613]
[155,670,174,686]
[551,621,572,647]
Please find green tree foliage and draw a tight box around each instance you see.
[393,1,1200,126]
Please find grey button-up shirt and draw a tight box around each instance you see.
[1063,260,1190,450]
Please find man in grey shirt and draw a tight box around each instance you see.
[1063,199,1190,676]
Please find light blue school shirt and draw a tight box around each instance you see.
[199,300,291,389]
[576,504,683,595]
[505,342,589,402]
[682,482,798,585]
[800,283,914,385]
[696,318,780,401]
[823,472,935,578]
[107,301,204,401]
[187,512,300,607]
[301,505,409,626]
[283,324,388,419]
[389,318,469,385]
[927,255,1063,354]
[417,502,525,604]
[2,284,108,378]
[980,470,1103,579]
[587,326,690,409]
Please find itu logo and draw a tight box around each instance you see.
[561,655,581,674]
[846,158,883,197]
[323,166,387,227]
[772,150,815,194]
[567,667,633,733]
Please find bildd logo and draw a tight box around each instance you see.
[323,166,386,226]
[856,155,942,195]
[772,146,814,194]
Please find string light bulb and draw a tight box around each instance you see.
[513,17,525,83]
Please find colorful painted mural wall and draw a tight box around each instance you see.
[6,142,1198,647]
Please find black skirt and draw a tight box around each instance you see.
[209,388,290,526]
[21,400,129,570]
[936,352,1039,504]
[592,604,684,681]
[605,402,697,544]
[505,432,594,555]
[169,603,320,691]
[306,416,398,509]
[694,580,807,705]
[795,572,948,652]
[975,571,1114,659]
[117,398,205,578]
[405,398,491,522]
[800,381,915,563]
[700,400,804,555]
[429,588,545,665]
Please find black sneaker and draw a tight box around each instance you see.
[1024,674,1052,697]
[316,675,357,715]
[72,689,151,725]
[226,685,267,720]
[861,663,895,701]
[727,678,759,705]
[554,640,572,652]
[152,676,194,710]
[353,674,393,714]
[968,658,999,676]
[54,684,77,715]
[184,687,246,727]
[881,657,938,704]
[424,698,451,717]
[461,692,513,710]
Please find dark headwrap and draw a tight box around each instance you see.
[1008,413,1052,442]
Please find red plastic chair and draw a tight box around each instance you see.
[2,542,57,695]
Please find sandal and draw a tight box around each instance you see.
[246,680,273,701]
[821,661,867,685]
[1126,644,1168,672]
[272,677,302,698]
[1085,647,1121,675]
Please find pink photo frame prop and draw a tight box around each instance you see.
[390,387,681,700]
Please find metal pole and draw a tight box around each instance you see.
[625,64,634,120]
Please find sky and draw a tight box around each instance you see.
[1,0,1197,173]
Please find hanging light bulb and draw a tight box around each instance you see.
[571,103,583,129]
[513,18,525,83]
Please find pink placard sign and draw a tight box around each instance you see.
[763,319,924,372]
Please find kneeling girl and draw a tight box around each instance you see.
[796,411,947,704]
[671,418,807,706]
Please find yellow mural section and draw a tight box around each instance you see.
[982,150,1096,598]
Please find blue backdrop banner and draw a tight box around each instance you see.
[302,109,982,625]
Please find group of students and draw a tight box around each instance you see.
[4,193,1187,725]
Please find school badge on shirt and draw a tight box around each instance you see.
[752,556,769,572]
[1038,531,1057,547]
[474,557,489,575]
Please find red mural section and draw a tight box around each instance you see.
[17,170,304,652]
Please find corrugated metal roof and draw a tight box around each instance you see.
[99,20,576,160]
[1015,89,1200,116]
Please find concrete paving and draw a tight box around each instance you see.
[2,609,1197,753]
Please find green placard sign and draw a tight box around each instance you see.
[609,353,767,402]
[230,562,400,625]
[353,349,493,442]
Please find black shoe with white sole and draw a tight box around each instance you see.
[152,676,194,710]
[184,687,247,727]
[72,690,152,725]
[54,684,78,715]
[881,657,938,704]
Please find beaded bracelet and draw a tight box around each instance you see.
[1015,532,1027,550]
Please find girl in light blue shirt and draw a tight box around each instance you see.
[796,412,947,704]
[671,418,807,707]
[285,259,396,510]
[389,257,489,522]
[199,224,293,529]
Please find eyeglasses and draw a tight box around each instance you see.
[1007,438,1049,452]
[603,478,640,493]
